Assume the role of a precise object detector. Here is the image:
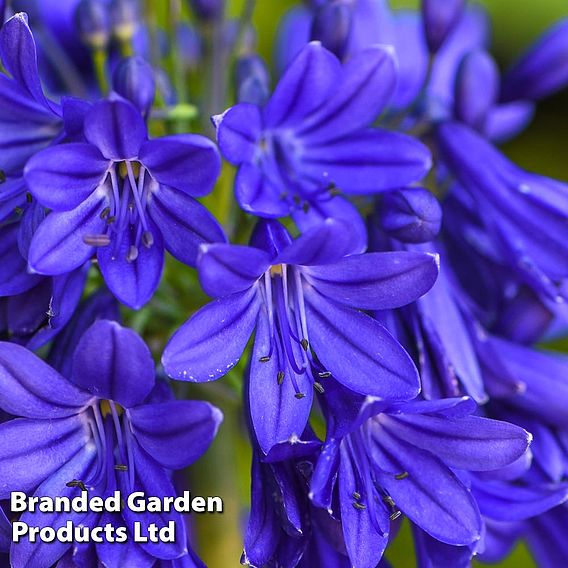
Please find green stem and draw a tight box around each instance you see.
[92,48,109,94]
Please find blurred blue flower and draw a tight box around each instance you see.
[214,42,431,250]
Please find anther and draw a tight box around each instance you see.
[314,382,325,394]
[26,192,33,203]
[83,234,111,247]
[295,392,306,399]
[100,207,111,219]
[126,245,139,263]
[259,356,271,363]
[328,183,340,196]
[382,495,396,508]
[142,230,154,248]
[106,215,117,225]
[114,464,128,471]
[389,510,402,521]
[394,471,409,480]
[302,202,310,213]
[14,206,23,215]
[300,338,309,351]
[277,371,285,385]
[293,195,301,206]
[0,170,5,183]
[318,371,331,379]
[66,479,87,492]
[352,502,366,511]
[352,492,361,500]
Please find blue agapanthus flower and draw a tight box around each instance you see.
[163,218,439,452]
[24,95,225,309]
[0,319,222,567]
[310,380,532,568]
[214,41,432,248]
[0,13,62,182]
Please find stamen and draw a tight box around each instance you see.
[318,371,331,378]
[394,472,409,480]
[100,206,111,219]
[277,371,285,385]
[142,230,154,248]
[294,392,306,399]
[352,501,366,510]
[300,338,309,351]
[313,382,325,394]
[126,245,139,263]
[83,234,110,247]
[259,356,270,363]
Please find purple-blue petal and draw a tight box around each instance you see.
[28,190,107,275]
[0,415,90,499]
[304,250,439,310]
[140,134,221,197]
[129,400,222,469]
[248,312,313,454]
[147,183,226,267]
[304,288,420,400]
[162,287,260,381]
[24,143,108,211]
[71,320,155,408]
[265,41,341,128]
[297,46,396,143]
[382,413,531,472]
[97,221,164,309]
[0,341,92,418]
[197,243,270,298]
[215,103,262,164]
[300,129,432,194]
[84,97,147,160]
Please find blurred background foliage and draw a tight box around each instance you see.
[141,1,568,566]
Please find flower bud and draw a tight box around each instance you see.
[188,0,224,21]
[455,50,499,131]
[113,56,155,116]
[75,0,111,50]
[380,187,442,243]
[110,0,139,43]
[235,54,270,106]
[501,18,568,102]
[422,0,465,53]
[310,0,353,60]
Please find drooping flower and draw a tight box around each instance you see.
[214,41,432,249]
[0,218,89,350]
[0,13,63,177]
[163,218,439,453]
[310,380,532,568]
[24,95,225,309]
[0,319,222,567]
[437,121,568,304]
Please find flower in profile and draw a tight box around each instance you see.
[0,13,63,179]
[24,96,225,309]
[437,121,568,304]
[163,218,439,453]
[0,219,89,350]
[0,319,222,567]
[310,381,532,568]
[214,41,431,249]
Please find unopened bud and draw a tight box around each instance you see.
[75,0,111,50]
[379,187,442,244]
[310,0,353,60]
[113,57,156,116]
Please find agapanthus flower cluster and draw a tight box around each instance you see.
[1,0,568,566]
